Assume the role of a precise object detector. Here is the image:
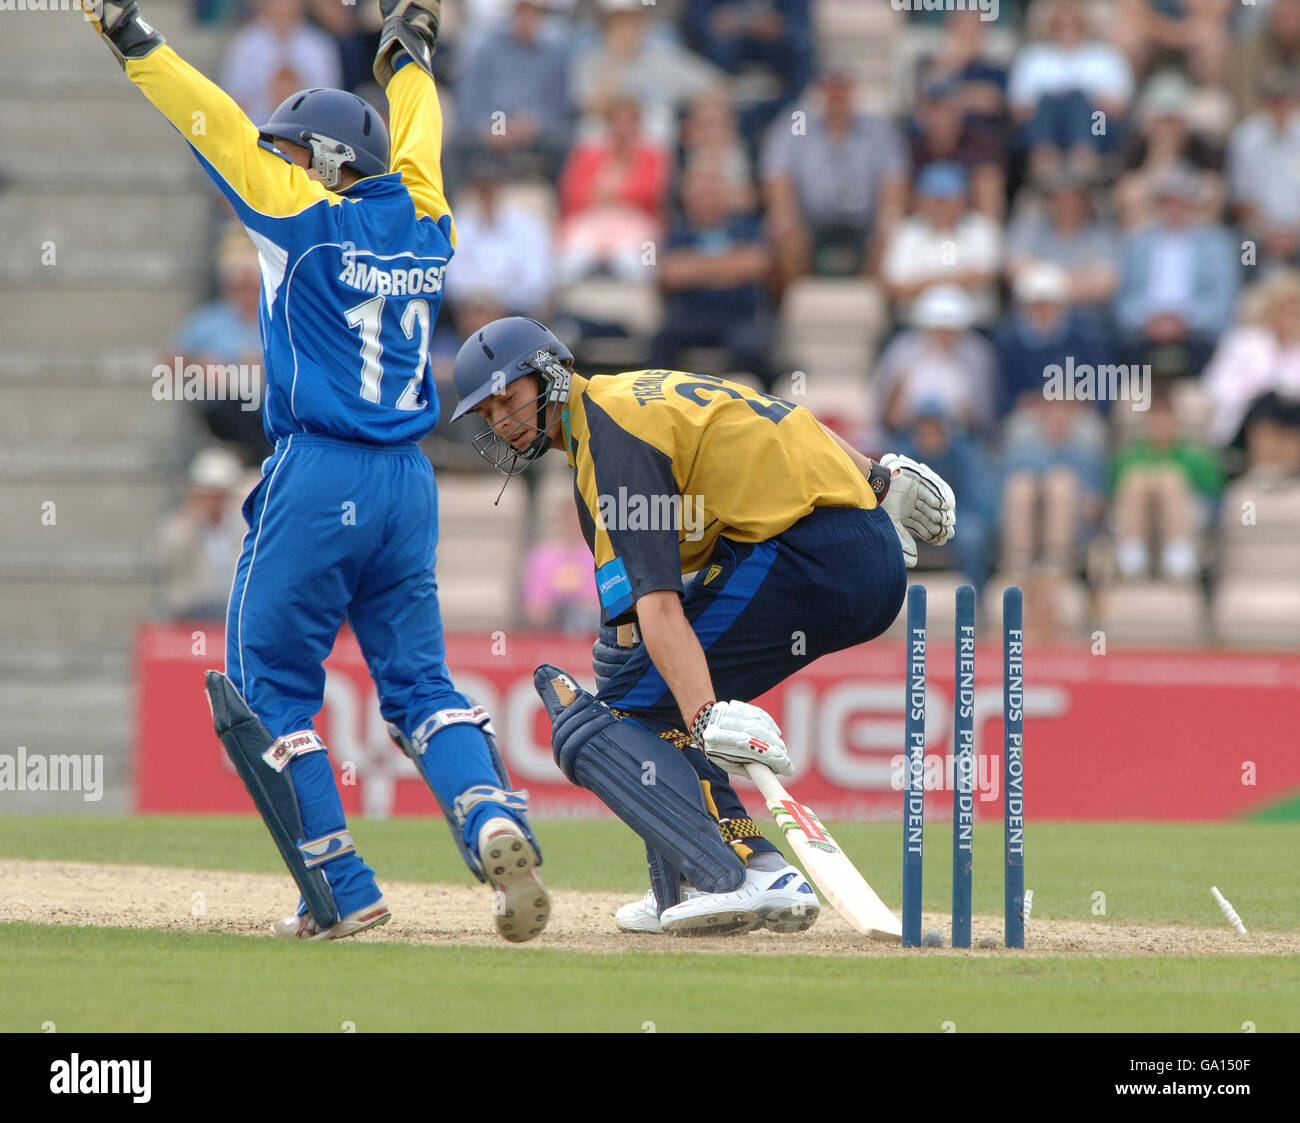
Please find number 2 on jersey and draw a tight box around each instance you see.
[345,295,429,411]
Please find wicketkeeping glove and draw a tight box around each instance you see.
[374,0,442,87]
[81,0,165,68]
[691,700,793,778]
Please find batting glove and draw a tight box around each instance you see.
[880,453,957,547]
[592,622,637,695]
[692,700,793,778]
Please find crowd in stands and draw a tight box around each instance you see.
[162,0,1300,642]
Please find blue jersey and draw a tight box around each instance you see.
[127,48,456,445]
[115,41,544,920]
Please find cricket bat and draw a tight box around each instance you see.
[743,762,903,943]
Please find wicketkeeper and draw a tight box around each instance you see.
[450,318,957,935]
[80,1,551,942]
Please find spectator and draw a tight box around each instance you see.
[571,0,723,144]
[457,0,569,50]
[557,95,669,283]
[1114,167,1240,379]
[1115,71,1226,230]
[909,78,1007,220]
[995,265,1113,421]
[454,0,574,184]
[677,89,756,208]
[219,0,342,127]
[901,0,1032,28]
[1202,269,1300,454]
[874,285,997,439]
[683,0,814,149]
[913,8,1010,143]
[445,157,555,335]
[995,266,1109,575]
[1111,0,1232,86]
[158,448,248,620]
[893,402,994,589]
[521,498,600,632]
[1233,392,1300,479]
[194,0,243,25]
[1226,69,1300,271]
[881,161,1002,328]
[650,167,775,390]
[1110,389,1224,579]
[1008,0,1134,178]
[1005,170,1120,317]
[304,0,375,95]
[173,230,269,467]
[762,71,908,285]
[1231,0,1300,117]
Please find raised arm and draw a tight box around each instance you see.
[81,0,333,235]
[372,0,456,243]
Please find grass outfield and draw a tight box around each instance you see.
[4,924,1295,1033]
[1,817,1297,1032]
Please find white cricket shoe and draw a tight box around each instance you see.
[616,888,667,933]
[270,897,391,941]
[659,864,821,937]
[478,816,550,944]
[748,864,820,933]
[615,886,710,933]
[658,876,761,938]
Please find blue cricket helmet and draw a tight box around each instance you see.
[451,317,575,474]
[259,88,390,188]
[450,317,573,422]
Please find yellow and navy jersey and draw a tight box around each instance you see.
[125,48,455,444]
[562,370,877,623]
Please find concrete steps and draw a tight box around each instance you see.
[1,287,199,345]
[0,1,220,807]
[0,680,132,814]
[0,379,187,446]
[0,192,206,286]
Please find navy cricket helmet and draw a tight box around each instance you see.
[259,88,390,189]
[450,317,575,474]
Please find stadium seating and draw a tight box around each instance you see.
[0,1,219,808]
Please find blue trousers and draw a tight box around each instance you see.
[225,434,515,915]
[596,504,907,856]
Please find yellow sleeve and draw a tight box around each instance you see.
[385,61,457,247]
[124,45,334,231]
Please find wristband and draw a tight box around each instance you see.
[689,701,716,748]
[866,459,892,502]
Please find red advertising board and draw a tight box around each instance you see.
[136,624,1300,821]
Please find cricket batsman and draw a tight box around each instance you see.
[80,1,550,942]
[450,318,956,935]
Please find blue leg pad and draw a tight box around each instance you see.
[534,665,743,894]
[205,671,341,928]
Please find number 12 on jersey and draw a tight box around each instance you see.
[345,295,431,411]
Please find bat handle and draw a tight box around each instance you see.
[743,760,785,802]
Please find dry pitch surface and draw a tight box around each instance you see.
[3,858,1294,958]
